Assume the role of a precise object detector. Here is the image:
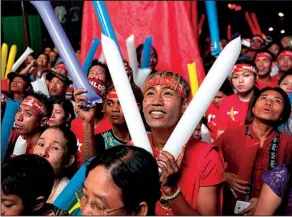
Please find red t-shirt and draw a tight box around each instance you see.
[71,116,112,168]
[1,79,9,92]
[217,94,249,132]
[216,125,292,215]
[205,102,219,142]
[146,134,224,215]
[256,77,278,90]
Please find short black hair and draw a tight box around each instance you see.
[245,87,291,126]
[2,154,54,213]
[52,98,75,128]
[278,70,292,86]
[88,60,112,87]
[26,91,53,118]
[86,146,161,215]
[136,44,158,65]
[234,58,257,68]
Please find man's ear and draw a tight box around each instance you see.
[64,155,75,168]
[40,117,48,128]
[32,196,46,212]
[181,98,189,114]
[135,201,148,216]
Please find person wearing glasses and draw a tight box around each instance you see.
[79,145,161,216]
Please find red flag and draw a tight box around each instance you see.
[81,1,205,84]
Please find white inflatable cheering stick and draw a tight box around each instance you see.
[101,34,153,154]
[162,36,242,159]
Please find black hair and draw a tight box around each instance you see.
[86,146,161,215]
[253,49,276,62]
[219,79,234,96]
[2,154,54,213]
[234,58,257,68]
[8,73,33,99]
[245,87,291,126]
[26,91,53,118]
[278,70,292,86]
[88,60,112,87]
[136,44,158,65]
[42,126,78,178]
[52,98,75,128]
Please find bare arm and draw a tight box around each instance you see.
[254,183,282,215]
[19,60,35,75]
[82,119,96,164]
[167,185,221,215]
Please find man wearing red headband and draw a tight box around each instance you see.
[254,50,278,90]
[141,71,224,215]
[217,60,258,137]
[4,92,53,162]
[247,35,265,60]
[273,49,292,81]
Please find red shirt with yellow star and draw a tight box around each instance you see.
[217,94,249,132]
[205,102,219,142]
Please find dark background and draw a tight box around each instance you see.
[2,1,292,49]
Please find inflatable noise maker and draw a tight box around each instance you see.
[30,1,102,108]
[205,1,221,56]
[5,44,17,79]
[126,34,152,89]
[163,36,242,160]
[82,37,100,75]
[12,47,34,72]
[2,43,8,78]
[1,98,22,163]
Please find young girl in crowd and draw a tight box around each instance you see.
[217,59,259,137]
[48,98,75,128]
[33,126,78,203]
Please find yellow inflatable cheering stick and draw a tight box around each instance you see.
[1,43,8,79]
[5,44,17,79]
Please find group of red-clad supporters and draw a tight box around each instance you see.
[1,34,292,216]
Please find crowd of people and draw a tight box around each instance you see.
[1,17,292,216]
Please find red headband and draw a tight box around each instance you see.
[232,63,257,75]
[107,89,118,99]
[278,50,292,59]
[252,36,264,44]
[256,52,272,61]
[22,96,46,116]
[143,75,187,99]
[88,78,106,97]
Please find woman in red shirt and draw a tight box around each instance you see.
[217,87,292,215]
[217,59,259,137]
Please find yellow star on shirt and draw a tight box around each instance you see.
[227,106,239,121]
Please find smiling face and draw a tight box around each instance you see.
[255,56,272,77]
[1,192,24,216]
[81,166,125,216]
[253,90,285,123]
[143,85,185,130]
[231,71,255,94]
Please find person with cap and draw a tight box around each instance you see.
[46,69,73,100]
[254,50,278,90]
[273,49,292,81]
[4,92,53,163]
[217,59,259,137]
[7,72,32,101]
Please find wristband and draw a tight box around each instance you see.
[161,187,181,201]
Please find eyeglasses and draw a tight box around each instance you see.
[77,189,125,216]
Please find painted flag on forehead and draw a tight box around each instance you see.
[81,1,205,84]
